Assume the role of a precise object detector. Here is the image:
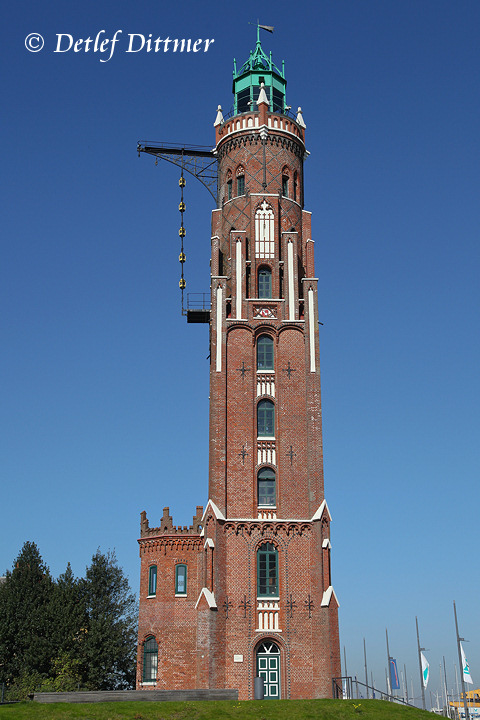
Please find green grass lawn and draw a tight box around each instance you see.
[0,699,434,720]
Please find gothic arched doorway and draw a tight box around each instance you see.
[256,640,281,698]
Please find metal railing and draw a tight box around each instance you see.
[187,293,211,311]
[222,105,297,122]
[332,676,419,709]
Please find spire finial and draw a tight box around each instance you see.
[249,20,274,47]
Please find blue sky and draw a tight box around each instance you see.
[2,0,479,706]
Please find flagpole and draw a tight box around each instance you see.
[454,600,470,720]
[386,628,392,698]
[416,616,426,710]
[344,645,349,699]
[364,638,369,699]
[443,656,450,717]
[455,664,460,707]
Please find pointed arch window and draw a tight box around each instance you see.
[257,399,274,437]
[258,468,276,507]
[258,267,272,299]
[148,565,157,596]
[257,335,274,371]
[227,179,232,201]
[257,542,278,597]
[142,636,158,682]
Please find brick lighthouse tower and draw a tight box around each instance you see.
[136,31,340,700]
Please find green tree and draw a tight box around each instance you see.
[80,549,137,690]
[0,542,56,688]
[52,563,87,656]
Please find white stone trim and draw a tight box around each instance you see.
[216,286,222,372]
[311,499,332,522]
[308,288,316,372]
[257,600,280,632]
[205,499,333,524]
[257,83,269,106]
[287,240,295,320]
[195,587,217,609]
[202,499,226,522]
[215,122,305,151]
[256,373,275,398]
[204,538,214,549]
[322,538,332,549]
[235,239,242,319]
[321,586,339,608]
[214,105,224,127]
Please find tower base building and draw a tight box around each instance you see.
[137,34,340,700]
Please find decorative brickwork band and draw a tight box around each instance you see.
[257,600,280,632]
[256,373,275,397]
[257,440,276,466]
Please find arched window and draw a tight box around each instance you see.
[258,267,272,299]
[226,179,232,201]
[257,542,278,597]
[257,399,274,437]
[282,167,290,198]
[235,165,245,196]
[143,636,158,682]
[175,564,187,595]
[293,171,298,201]
[257,335,274,371]
[258,468,276,506]
[255,201,274,258]
[148,565,157,596]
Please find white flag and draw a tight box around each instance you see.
[461,643,473,684]
[421,652,429,688]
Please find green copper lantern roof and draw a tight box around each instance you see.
[232,27,287,115]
